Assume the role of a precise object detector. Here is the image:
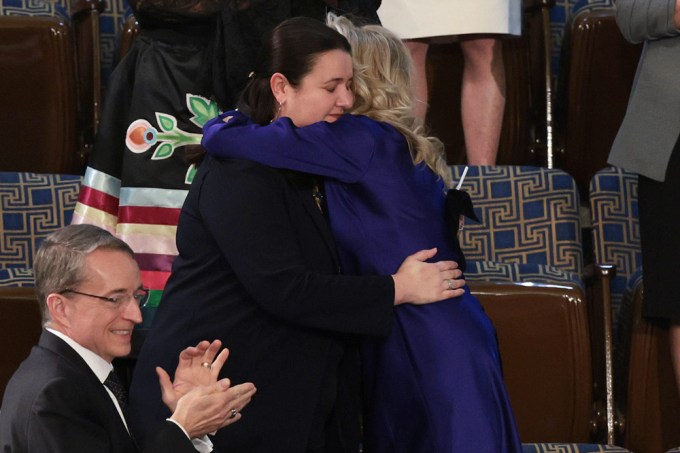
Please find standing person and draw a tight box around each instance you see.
[127,16,464,453]
[377,0,521,165]
[0,224,256,453]
[201,14,522,452]
[73,0,226,300]
[608,0,680,394]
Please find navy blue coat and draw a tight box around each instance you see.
[128,157,395,452]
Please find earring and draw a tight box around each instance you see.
[272,101,283,122]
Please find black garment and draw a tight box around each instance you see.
[90,25,216,189]
[128,157,394,452]
[214,1,291,110]
[292,0,382,24]
[640,135,680,319]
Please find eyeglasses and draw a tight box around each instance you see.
[59,288,150,309]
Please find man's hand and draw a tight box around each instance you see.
[169,379,257,439]
[157,339,229,412]
[392,248,465,305]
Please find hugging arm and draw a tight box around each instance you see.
[195,161,460,336]
[201,111,376,183]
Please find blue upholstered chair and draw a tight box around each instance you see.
[589,167,640,327]
[590,167,680,453]
[0,172,80,400]
[0,0,68,17]
[451,166,634,450]
[0,172,82,286]
[451,165,583,287]
[449,166,617,445]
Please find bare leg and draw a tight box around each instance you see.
[459,36,505,165]
[405,40,430,124]
[670,320,680,396]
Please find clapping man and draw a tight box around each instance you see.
[0,224,256,452]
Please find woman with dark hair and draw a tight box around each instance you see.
[127,16,462,453]
[201,15,522,452]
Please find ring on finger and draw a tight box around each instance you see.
[230,409,238,419]
[446,278,454,290]
[201,361,211,369]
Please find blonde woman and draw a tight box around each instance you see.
[201,16,521,452]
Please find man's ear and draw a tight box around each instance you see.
[270,72,289,106]
[46,293,69,326]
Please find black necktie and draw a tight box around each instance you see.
[104,370,128,416]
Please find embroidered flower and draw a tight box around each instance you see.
[125,119,158,153]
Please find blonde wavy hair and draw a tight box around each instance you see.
[326,14,453,189]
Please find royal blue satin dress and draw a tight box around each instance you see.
[202,111,522,452]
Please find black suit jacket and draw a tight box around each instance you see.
[0,330,197,453]
[128,157,395,452]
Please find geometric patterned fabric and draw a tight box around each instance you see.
[589,166,642,414]
[0,1,68,19]
[0,268,35,287]
[451,167,624,450]
[0,172,82,285]
[465,261,583,287]
[589,166,640,324]
[522,444,631,452]
[451,165,583,286]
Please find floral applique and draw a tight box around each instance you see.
[125,94,220,184]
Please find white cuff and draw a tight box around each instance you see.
[165,418,214,453]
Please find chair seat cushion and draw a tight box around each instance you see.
[466,260,583,288]
[522,444,631,452]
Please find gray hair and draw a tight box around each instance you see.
[34,224,135,324]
